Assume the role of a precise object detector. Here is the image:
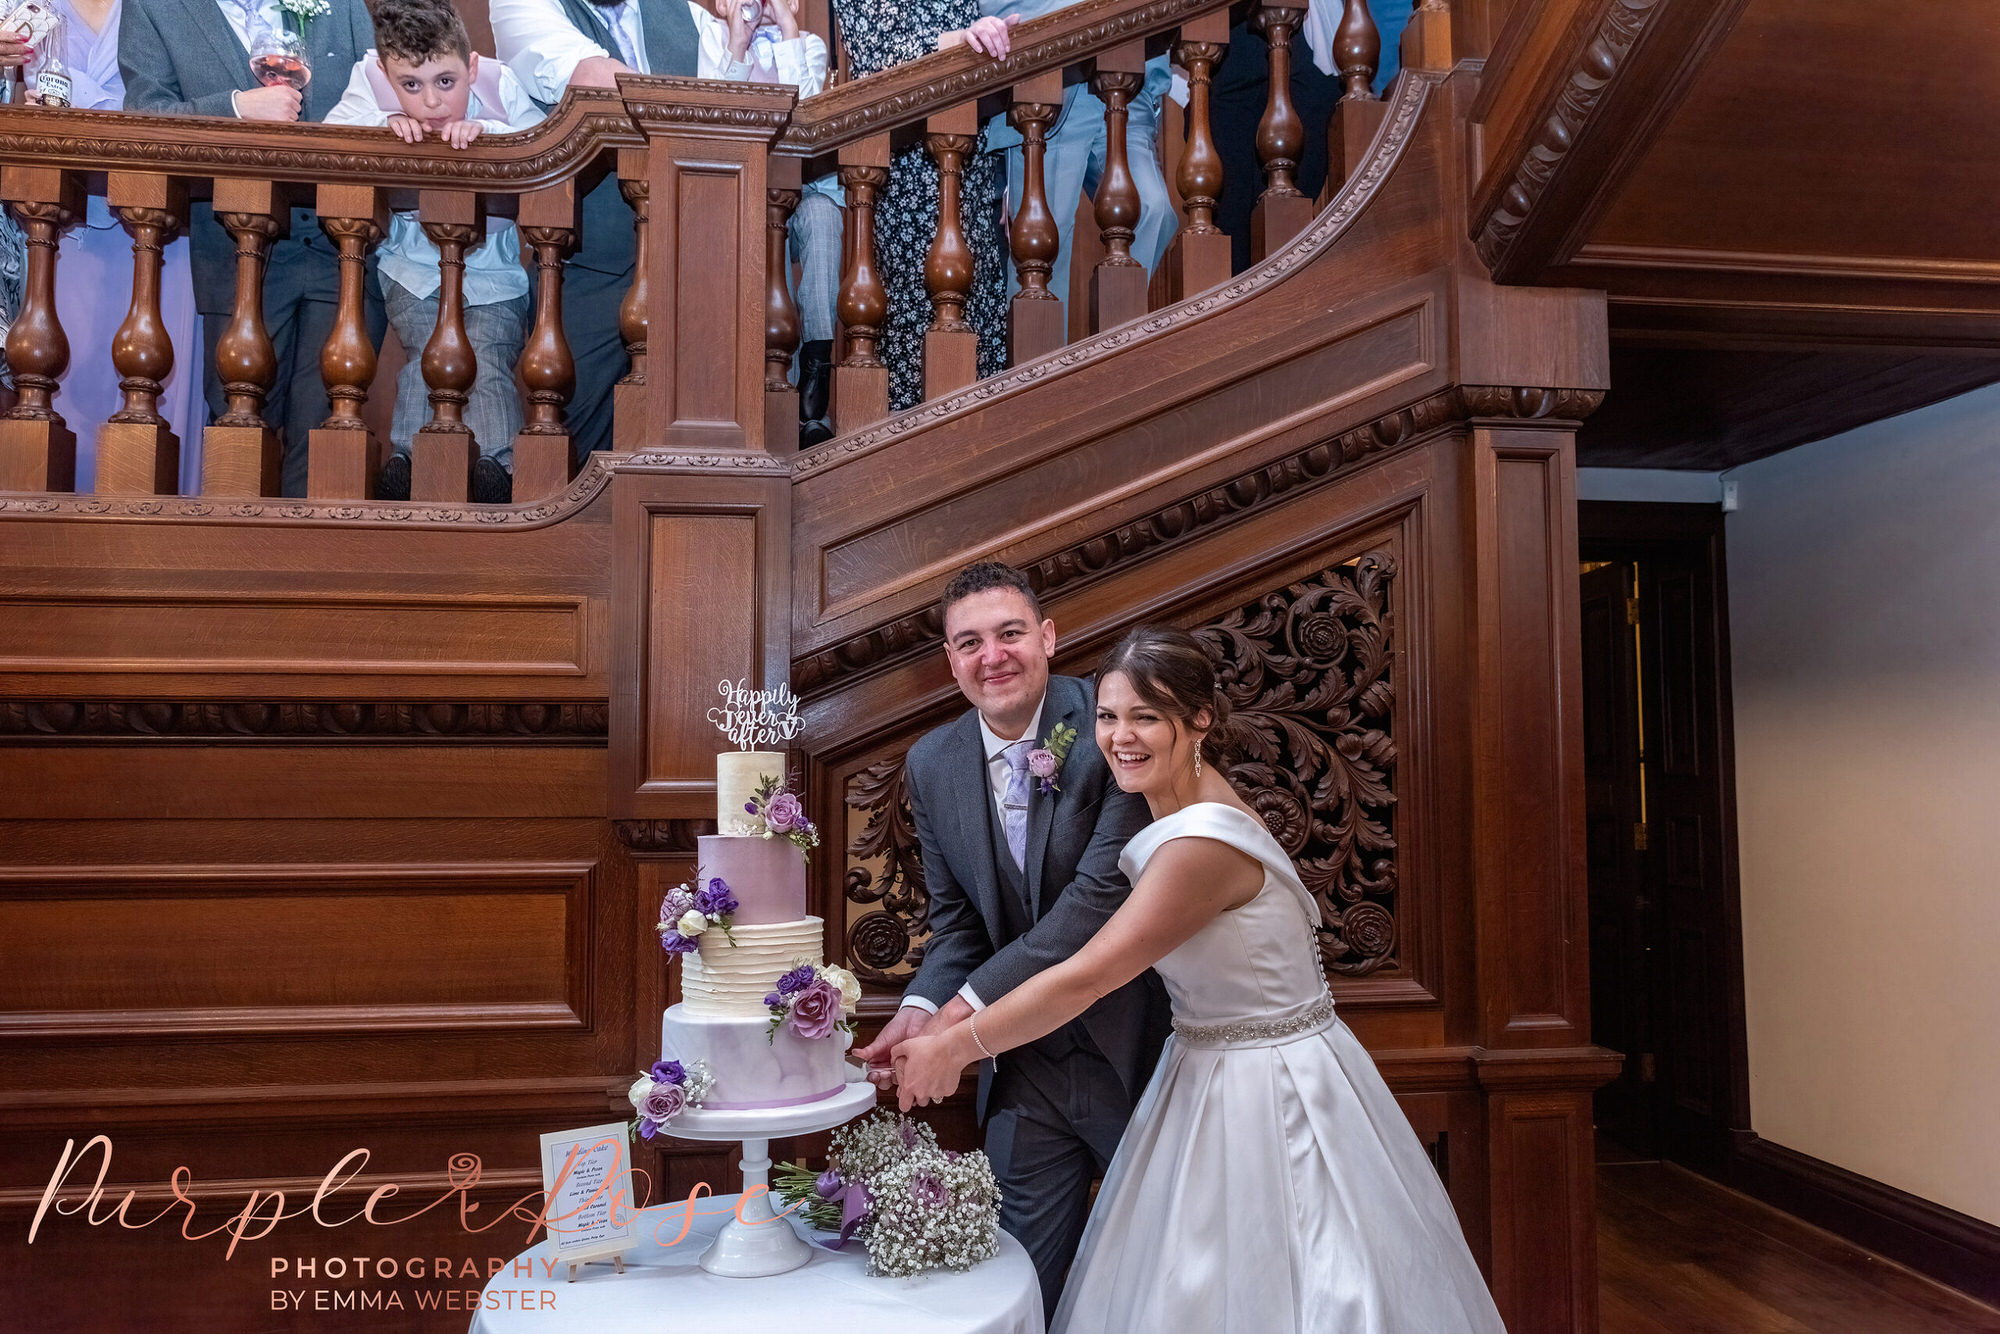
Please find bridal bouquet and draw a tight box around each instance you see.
[774,1111,1002,1277]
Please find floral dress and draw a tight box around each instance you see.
[833,0,1009,411]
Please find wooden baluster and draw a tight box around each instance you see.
[1088,44,1149,334]
[95,173,186,495]
[1249,6,1313,262]
[764,153,803,453]
[308,184,386,499]
[1007,73,1064,364]
[204,179,285,497]
[1161,13,1231,304]
[923,103,979,400]
[1323,0,1388,202]
[834,134,890,434]
[514,180,578,502]
[0,167,82,492]
[409,191,482,503]
[1402,0,1453,71]
[613,149,650,451]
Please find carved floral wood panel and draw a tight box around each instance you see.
[840,549,1401,985]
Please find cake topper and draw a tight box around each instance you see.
[709,679,804,749]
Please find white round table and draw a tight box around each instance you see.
[467,1191,1043,1334]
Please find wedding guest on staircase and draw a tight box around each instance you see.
[325,0,545,502]
[120,0,382,497]
[832,0,1012,412]
[32,0,206,493]
[492,0,699,460]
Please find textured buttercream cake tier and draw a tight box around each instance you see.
[716,750,786,830]
[697,833,806,924]
[681,917,824,1018]
[661,1004,852,1110]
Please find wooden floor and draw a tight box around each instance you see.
[1599,1158,2000,1334]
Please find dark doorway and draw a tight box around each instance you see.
[1578,501,1749,1170]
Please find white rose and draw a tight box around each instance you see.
[678,910,709,937]
[822,965,861,1013]
[627,1075,654,1111]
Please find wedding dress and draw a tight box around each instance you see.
[1050,803,1506,1334]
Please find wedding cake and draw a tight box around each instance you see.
[657,747,859,1111]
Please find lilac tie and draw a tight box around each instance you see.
[1001,740,1031,870]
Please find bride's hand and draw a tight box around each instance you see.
[890,1032,966,1111]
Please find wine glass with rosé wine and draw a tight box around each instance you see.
[248,25,309,91]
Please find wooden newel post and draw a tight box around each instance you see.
[410,190,484,503]
[764,153,803,453]
[622,76,796,454]
[0,166,82,492]
[309,184,387,499]
[1162,12,1231,304]
[834,133,892,435]
[1323,0,1388,198]
[1249,6,1314,262]
[1402,0,1453,71]
[922,102,981,400]
[515,180,578,502]
[96,172,187,495]
[205,178,286,497]
[1087,44,1149,335]
[614,148,650,451]
[1007,72,1064,363]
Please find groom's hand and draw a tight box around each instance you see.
[856,1004,929,1087]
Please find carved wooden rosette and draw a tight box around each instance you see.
[308,185,387,500]
[204,179,285,497]
[841,554,1401,981]
[834,136,892,433]
[97,172,187,496]
[1249,6,1315,262]
[1160,17,1231,302]
[613,151,650,450]
[1087,47,1148,334]
[0,168,82,492]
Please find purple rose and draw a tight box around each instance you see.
[764,991,783,1009]
[776,965,816,996]
[897,1120,919,1148]
[651,1059,684,1086]
[815,1169,843,1198]
[660,888,694,922]
[785,978,842,1040]
[764,791,805,833]
[1028,747,1058,780]
[694,877,737,919]
[659,930,698,955]
[641,1080,687,1124]
[908,1170,948,1210]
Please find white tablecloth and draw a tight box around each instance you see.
[468,1192,1042,1334]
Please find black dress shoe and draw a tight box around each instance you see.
[378,452,411,501]
[472,455,513,505]
[798,338,834,449]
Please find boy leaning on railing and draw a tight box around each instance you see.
[324,0,544,502]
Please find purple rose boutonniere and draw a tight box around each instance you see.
[1028,722,1077,795]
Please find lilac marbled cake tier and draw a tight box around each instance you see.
[660,1005,852,1110]
[697,833,807,924]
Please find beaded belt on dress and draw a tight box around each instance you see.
[1170,988,1336,1049]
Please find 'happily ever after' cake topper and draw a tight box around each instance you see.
[708,679,804,749]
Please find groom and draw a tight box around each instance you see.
[855,561,1169,1317]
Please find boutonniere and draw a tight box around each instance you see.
[277,0,328,38]
[1026,722,1076,795]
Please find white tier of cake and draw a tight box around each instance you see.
[682,916,825,1017]
[716,750,785,830]
[697,832,806,924]
[661,1004,854,1110]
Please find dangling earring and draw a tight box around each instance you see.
[1194,747,1203,779]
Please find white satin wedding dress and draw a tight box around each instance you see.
[1050,803,1506,1334]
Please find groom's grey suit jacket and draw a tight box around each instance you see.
[903,673,1170,1120]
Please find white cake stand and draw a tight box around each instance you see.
[663,1074,877,1278]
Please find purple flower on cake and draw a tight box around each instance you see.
[659,929,698,955]
[657,869,737,956]
[764,791,805,833]
[693,876,737,919]
[640,1080,686,1128]
[628,1059,712,1139]
[651,1059,684,1085]
[738,776,820,858]
[777,964,817,996]
[787,978,843,1039]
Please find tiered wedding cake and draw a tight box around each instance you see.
[658,749,857,1110]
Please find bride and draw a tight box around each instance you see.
[891,625,1506,1333]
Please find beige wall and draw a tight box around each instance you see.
[1726,384,2000,1226]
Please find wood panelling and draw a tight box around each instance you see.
[0,593,590,678]
[1488,1092,1600,1333]
[0,863,592,1037]
[644,515,758,787]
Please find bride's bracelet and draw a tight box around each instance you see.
[969,1012,997,1060]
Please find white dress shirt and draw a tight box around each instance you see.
[491,0,650,103]
[323,55,548,305]
[687,4,827,93]
[901,696,1045,1017]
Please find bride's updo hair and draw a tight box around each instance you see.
[1096,624,1240,767]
